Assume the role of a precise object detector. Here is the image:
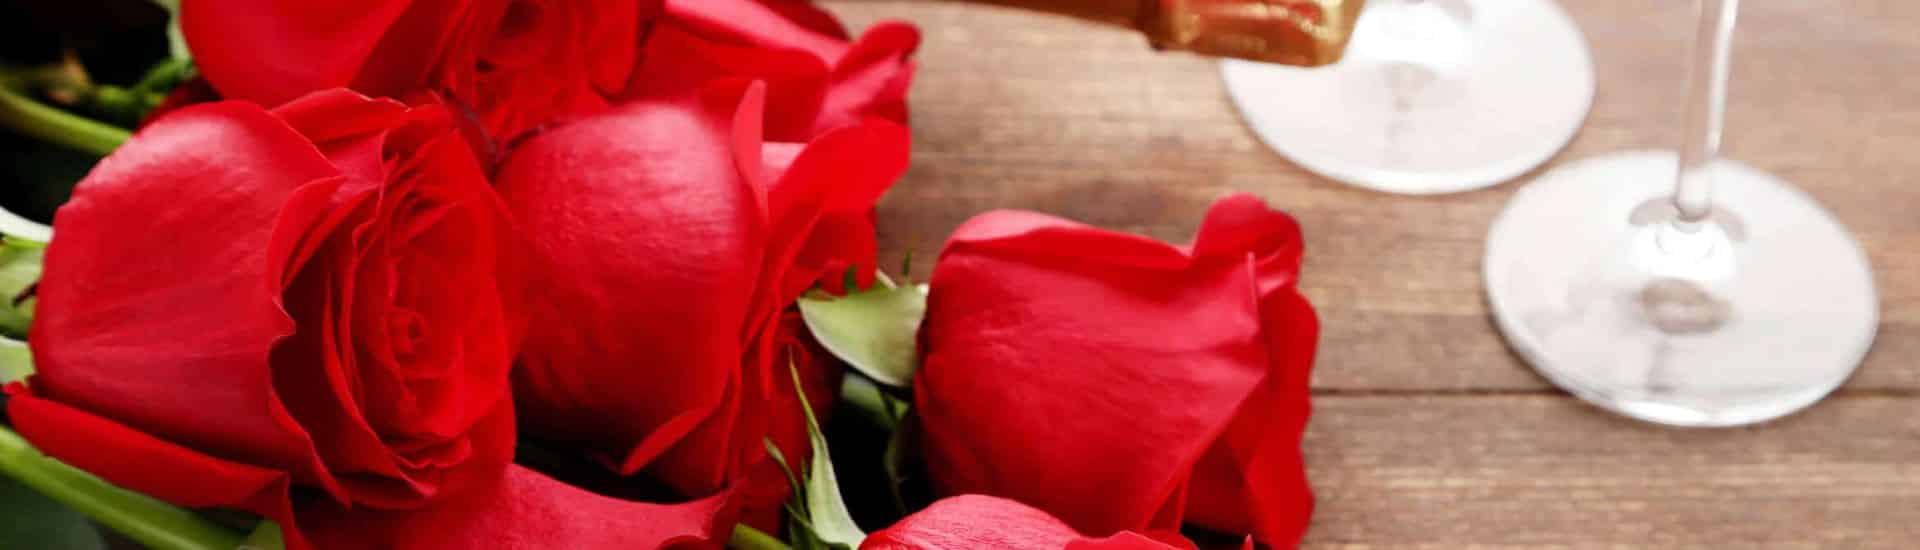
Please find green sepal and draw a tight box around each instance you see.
[797,272,927,388]
[777,362,864,550]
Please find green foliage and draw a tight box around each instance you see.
[773,363,867,550]
[0,235,46,339]
[148,0,191,62]
[0,337,31,383]
[798,272,927,388]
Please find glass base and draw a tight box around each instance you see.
[1484,151,1878,427]
[1220,0,1595,194]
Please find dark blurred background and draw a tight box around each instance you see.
[1,0,170,224]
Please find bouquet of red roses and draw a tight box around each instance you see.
[0,1,1319,549]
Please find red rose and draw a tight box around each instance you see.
[496,79,910,520]
[7,90,737,549]
[183,0,655,140]
[915,195,1320,547]
[629,0,920,141]
[862,495,1246,550]
[183,0,918,143]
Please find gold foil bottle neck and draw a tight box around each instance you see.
[959,0,1363,66]
[1144,0,1363,66]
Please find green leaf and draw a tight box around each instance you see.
[781,363,864,550]
[797,273,927,388]
[0,474,106,550]
[0,337,32,383]
[0,234,46,339]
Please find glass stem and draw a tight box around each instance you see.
[1671,0,1741,227]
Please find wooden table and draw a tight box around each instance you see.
[826,1,1920,546]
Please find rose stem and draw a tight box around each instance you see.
[729,524,793,550]
[0,426,245,550]
[0,74,131,157]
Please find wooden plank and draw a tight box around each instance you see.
[823,0,1920,392]
[1300,395,1920,548]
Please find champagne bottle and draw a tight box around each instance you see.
[958,0,1363,66]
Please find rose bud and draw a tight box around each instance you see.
[496,80,910,523]
[9,90,736,549]
[183,0,918,143]
[863,495,1249,550]
[915,195,1320,547]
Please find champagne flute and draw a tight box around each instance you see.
[1221,0,1595,194]
[1483,0,1877,426]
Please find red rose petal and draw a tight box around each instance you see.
[754,0,852,40]
[8,392,309,550]
[663,0,849,62]
[22,93,529,548]
[917,195,1319,546]
[307,464,738,550]
[1185,291,1318,545]
[304,403,723,550]
[182,0,420,107]
[812,22,920,135]
[920,234,1268,534]
[29,101,343,497]
[499,83,769,494]
[863,495,1198,550]
[758,118,911,310]
[862,495,1083,550]
[649,0,919,138]
[627,24,831,142]
[269,89,412,183]
[1063,532,1200,550]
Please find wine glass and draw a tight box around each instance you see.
[1220,0,1595,194]
[1483,0,1877,427]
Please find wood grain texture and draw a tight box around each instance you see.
[1301,395,1920,548]
[824,0,1920,393]
[819,0,1920,547]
